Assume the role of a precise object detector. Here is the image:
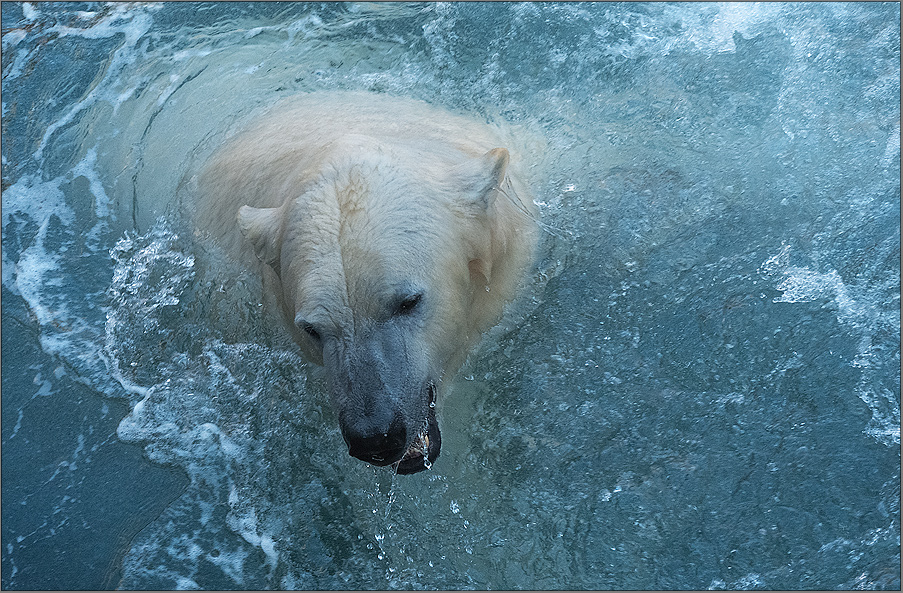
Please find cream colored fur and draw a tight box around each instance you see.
[192,91,538,381]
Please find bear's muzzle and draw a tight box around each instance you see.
[393,391,441,475]
[341,408,408,466]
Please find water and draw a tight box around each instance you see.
[2,2,899,589]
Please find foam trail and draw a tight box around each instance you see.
[762,245,900,446]
[34,7,156,160]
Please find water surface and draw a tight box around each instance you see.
[2,2,899,589]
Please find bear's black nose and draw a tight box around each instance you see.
[341,411,408,466]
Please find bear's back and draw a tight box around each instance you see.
[193,92,527,256]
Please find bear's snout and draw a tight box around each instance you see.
[340,409,408,466]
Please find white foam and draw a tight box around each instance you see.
[3,45,33,84]
[4,173,76,322]
[174,576,200,590]
[285,14,325,43]
[774,267,844,303]
[762,243,870,327]
[21,2,38,21]
[762,245,900,446]
[2,174,73,232]
[171,47,213,63]
[881,122,900,168]
[700,3,783,52]
[757,242,791,276]
[206,546,252,585]
[15,235,65,326]
[227,500,279,572]
[70,148,112,218]
[858,386,901,446]
[1,28,27,49]
[34,8,156,160]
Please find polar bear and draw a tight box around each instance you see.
[193,92,538,474]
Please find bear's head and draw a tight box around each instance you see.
[236,144,522,474]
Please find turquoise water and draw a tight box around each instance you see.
[2,2,899,589]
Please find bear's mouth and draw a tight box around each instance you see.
[393,382,441,475]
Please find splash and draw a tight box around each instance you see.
[761,244,900,445]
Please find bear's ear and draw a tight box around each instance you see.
[450,147,510,210]
[448,148,510,285]
[237,205,283,269]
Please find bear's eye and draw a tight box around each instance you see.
[299,322,321,342]
[395,293,423,316]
